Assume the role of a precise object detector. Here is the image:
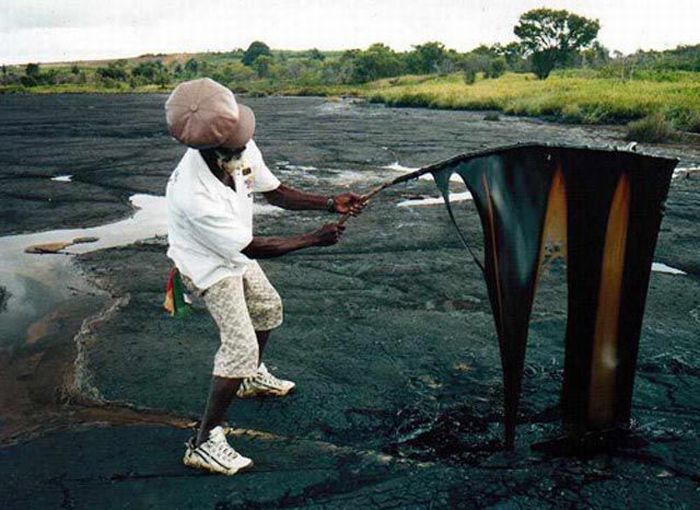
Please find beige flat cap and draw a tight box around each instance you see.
[165,78,255,149]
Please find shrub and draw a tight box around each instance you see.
[242,41,272,66]
[485,57,507,79]
[350,43,405,83]
[97,61,128,81]
[252,55,276,79]
[25,63,40,77]
[665,106,700,133]
[463,69,476,84]
[625,113,675,142]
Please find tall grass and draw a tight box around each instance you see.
[626,113,676,142]
[361,71,700,132]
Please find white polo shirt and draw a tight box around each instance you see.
[166,139,280,289]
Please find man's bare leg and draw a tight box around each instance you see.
[196,376,242,446]
[196,329,275,444]
[255,329,271,364]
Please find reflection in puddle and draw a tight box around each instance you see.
[0,193,284,348]
[0,194,165,348]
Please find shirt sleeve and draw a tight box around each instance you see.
[246,139,281,193]
[186,195,253,261]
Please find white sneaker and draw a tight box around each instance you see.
[183,426,253,475]
[236,363,296,398]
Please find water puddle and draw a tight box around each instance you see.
[0,193,285,348]
[50,174,73,182]
[0,194,166,349]
[397,192,473,207]
[651,262,687,275]
[672,166,700,179]
[0,193,224,443]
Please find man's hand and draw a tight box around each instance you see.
[311,222,346,246]
[333,193,365,216]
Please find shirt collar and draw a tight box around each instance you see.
[186,148,230,197]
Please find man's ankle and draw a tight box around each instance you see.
[195,427,212,447]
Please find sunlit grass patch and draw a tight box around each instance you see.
[358,71,700,133]
[626,113,676,143]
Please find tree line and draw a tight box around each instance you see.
[3,8,699,91]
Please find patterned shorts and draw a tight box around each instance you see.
[181,261,283,379]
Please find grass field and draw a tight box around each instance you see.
[3,69,700,133]
[358,71,700,131]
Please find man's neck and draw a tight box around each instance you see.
[200,150,234,189]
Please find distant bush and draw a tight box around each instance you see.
[405,42,449,74]
[307,48,325,61]
[625,113,675,143]
[242,41,272,66]
[25,63,41,77]
[350,43,405,83]
[132,60,166,81]
[252,55,276,79]
[211,62,255,84]
[184,58,200,77]
[463,69,476,84]
[485,57,507,79]
[97,61,128,81]
[665,106,700,133]
[461,54,486,84]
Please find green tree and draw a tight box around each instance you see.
[96,60,128,81]
[242,41,272,66]
[485,56,507,78]
[351,43,404,83]
[132,60,165,82]
[307,48,325,61]
[406,41,447,74]
[514,8,600,79]
[25,63,40,77]
[184,58,200,77]
[460,53,489,84]
[212,62,255,83]
[579,41,610,68]
[252,55,275,78]
[499,42,527,70]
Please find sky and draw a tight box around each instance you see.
[1,0,698,65]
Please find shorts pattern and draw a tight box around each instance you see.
[181,261,283,379]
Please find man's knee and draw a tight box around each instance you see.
[250,292,283,331]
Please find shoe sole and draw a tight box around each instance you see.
[236,385,295,399]
[183,454,254,476]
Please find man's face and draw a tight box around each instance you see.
[214,144,247,174]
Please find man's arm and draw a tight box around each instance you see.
[263,184,365,215]
[241,223,345,259]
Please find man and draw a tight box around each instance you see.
[164,78,364,475]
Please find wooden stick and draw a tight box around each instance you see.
[335,154,455,225]
[337,182,393,225]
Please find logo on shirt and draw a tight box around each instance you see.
[242,167,255,195]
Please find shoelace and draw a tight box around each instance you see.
[212,441,239,462]
[256,371,283,387]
